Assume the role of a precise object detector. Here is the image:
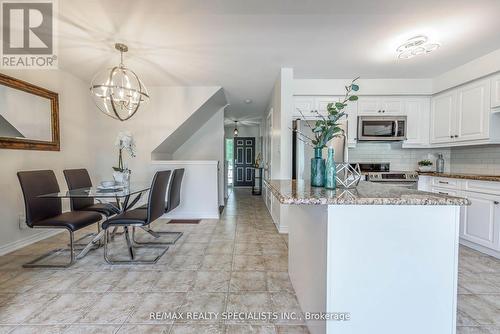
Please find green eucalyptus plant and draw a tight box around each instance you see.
[295,77,359,149]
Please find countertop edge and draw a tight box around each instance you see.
[418,172,500,182]
[264,180,470,206]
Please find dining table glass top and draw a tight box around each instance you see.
[38,183,150,198]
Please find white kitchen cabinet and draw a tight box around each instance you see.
[456,79,490,142]
[357,98,379,115]
[430,91,456,144]
[402,98,430,148]
[430,79,492,145]
[491,74,500,109]
[423,175,500,257]
[461,191,500,250]
[430,186,461,197]
[293,97,315,117]
[358,97,403,116]
[381,98,404,115]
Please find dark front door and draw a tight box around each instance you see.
[234,137,255,186]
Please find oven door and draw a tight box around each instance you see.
[358,116,406,141]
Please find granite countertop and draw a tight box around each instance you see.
[265,179,470,206]
[418,172,500,182]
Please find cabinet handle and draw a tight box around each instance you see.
[494,201,499,205]
[454,135,459,138]
[438,192,449,195]
[450,135,454,139]
[382,110,386,113]
[438,181,449,184]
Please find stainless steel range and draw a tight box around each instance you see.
[356,163,419,189]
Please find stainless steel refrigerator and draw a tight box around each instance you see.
[292,119,347,181]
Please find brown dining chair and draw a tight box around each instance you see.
[133,168,184,245]
[17,170,102,267]
[102,170,171,264]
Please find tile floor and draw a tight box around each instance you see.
[0,189,307,334]
[0,188,498,333]
[457,247,500,334]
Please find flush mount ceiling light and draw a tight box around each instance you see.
[244,99,252,104]
[90,43,150,121]
[233,121,238,137]
[396,35,440,60]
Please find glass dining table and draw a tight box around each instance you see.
[39,183,151,259]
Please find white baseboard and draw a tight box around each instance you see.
[161,211,220,220]
[0,230,64,256]
[460,238,500,259]
[278,226,289,234]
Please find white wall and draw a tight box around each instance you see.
[174,108,225,205]
[267,75,281,179]
[151,161,220,219]
[266,68,294,179]
[294,78,433,96]
[0,69,97,254]
[433,48,500,94]
[92,86,221,184]
[349,143,451,173]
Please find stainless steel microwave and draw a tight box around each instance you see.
[357,116,407,141]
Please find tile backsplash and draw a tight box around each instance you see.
[348,142,451,172]
[450,145,500,174]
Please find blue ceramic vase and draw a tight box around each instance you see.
[311,147,325,187]
[324,147,337,189]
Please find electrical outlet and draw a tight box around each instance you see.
[18,214,27,230]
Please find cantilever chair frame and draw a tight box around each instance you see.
[23,226,76,268]
[18,170,103,268]
[103,224,169,265]
[102,170,171,265]
[131,169,184,246]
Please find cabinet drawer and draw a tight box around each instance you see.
[465,180,500,196]
[430,187,461,196]
[431,177,461,189]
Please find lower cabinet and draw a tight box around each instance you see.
[460,191,500,250]
[419,176,500,257]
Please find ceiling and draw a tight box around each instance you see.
[57,0,500,121]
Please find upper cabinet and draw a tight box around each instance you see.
[491,74,500,109]
[430,79,492,145]
[358,97,403,116]
[430,91,456,144]
[456,79,490,142]
[402,98,430,148]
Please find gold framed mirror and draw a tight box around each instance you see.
[0,73,60,151]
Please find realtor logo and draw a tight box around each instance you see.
[1,0,57,68]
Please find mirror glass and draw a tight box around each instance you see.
[0,85,52,141]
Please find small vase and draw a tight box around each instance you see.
[325,148,337,189]
[113,170,130,187]
[311,147,326,187]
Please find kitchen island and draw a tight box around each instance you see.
[265,180,469,334]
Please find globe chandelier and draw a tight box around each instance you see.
[90,43,150,121]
